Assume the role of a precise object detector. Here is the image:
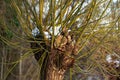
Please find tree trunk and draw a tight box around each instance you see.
[45,48,75,80]
[46,63,65,80]
[0,0,6,80]
[32,29,78,80]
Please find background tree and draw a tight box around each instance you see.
[0,0,6,80]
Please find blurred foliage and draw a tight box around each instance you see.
[0,0,120,80]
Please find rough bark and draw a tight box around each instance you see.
[45,49,74,80]
[44,37,77,80]
[31,28,79,80]
[46,63,65,80]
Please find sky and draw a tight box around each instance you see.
[113,0,117,2]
